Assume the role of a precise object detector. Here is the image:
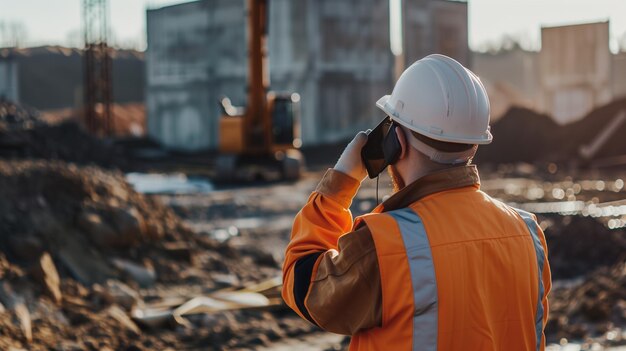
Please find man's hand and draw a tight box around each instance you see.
[333,131,369,182]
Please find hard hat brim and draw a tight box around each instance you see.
[375,95,493,145]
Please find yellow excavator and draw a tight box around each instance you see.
[217,0,303,181]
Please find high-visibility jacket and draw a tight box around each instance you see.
[282,165,551,351]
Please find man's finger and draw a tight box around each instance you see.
[353,131,368,146]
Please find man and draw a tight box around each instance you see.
[282,54,551,351]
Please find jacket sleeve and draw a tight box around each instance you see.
[282,169,382,335]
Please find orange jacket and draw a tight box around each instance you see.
[282,166,551,351]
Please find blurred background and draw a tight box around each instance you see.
[1,0,626,350]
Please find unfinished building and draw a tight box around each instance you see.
[403,0,469,67]
[0,51,19,102]
[540,22,613,124]
[146,1,247,150]
[146,0,468,150]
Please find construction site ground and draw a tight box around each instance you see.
[1,101,626,350]
[163,166,626,350]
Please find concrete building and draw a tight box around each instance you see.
[403,0,469,68]
[269,0,395,145]
[613,51,626,99]
[0,51,19,102]
[146,1,247,150]
[146,0,469,150]
[472,48,539,120]
[474,21,625,123]
[539,21,612,124]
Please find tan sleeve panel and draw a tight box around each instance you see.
[305,225,382,335]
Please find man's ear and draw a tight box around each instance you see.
[395,126,408,160]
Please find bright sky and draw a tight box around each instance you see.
[0,0,625,52]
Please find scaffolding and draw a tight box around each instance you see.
[83,0,113,136]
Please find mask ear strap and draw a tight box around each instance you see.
[407,134,477,165]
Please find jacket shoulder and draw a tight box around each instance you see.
[355,211,411,257]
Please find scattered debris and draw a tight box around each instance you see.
[95,280,141,311]
[104,305,142,336]
[111,258,157,288]
[161,242,194,263]
[0,100,45,132]
[31,253,62,304]
[0,159,314,349]
[0,101,128,168]
[547,261,626,343]
[58,239,117,285]
[0,282,32,343]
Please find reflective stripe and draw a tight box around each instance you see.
[388,208,438,351]
[514,208,546,351]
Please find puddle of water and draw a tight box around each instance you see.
[547,343,626,351]
[126,173,214,194]
[185,215,294,240]
[508,198,626,229]
[511,201,587,215]
[209,226,239,243]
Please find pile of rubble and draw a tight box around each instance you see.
[0,100,46,132]
[547,260,626,344]
[476,107,561,164]
[542,214,626,279]
[0,100,127,168]
[561,98,626,160]
[539,214,626,343]
[0,160,314,350]
[476,98,626,165]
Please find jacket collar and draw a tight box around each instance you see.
[378,164,481,213]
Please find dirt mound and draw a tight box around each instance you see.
[0,100,127,168]
[0,160,311,350]
[538,214,626,343]
[475,107,560,164]
[547,260,626,343]
[0,99,46,131]
[542,215,626,279]
[41,103,147,138]
[561,98,626,160]
[475,98,626,164]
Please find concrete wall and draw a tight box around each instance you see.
[0,54,19,102]
[430,0,469,66]
[146,0,467,150]
[613,52,626,99]
[472,48,539,120]
[306,0,393,143]
[269,0,394,144]
[146,0,246,150]
[0,46,143,110]
[403,0,468,68]
[540,22,612,124]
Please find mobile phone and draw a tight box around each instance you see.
[361,116,398,179]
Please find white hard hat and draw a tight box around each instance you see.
[376,54,492,146]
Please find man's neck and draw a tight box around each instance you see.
[402,161,455,187]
